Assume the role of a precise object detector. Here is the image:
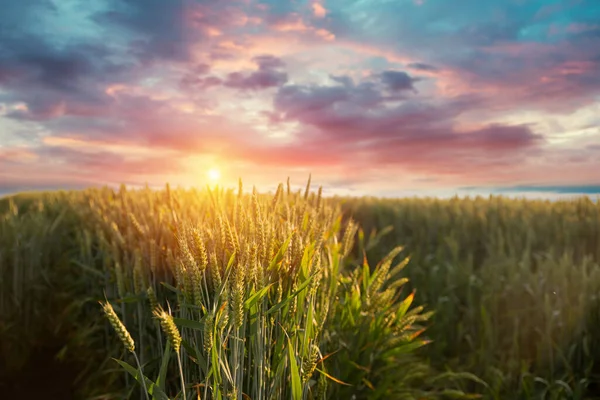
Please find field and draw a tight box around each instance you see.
[1,181,599,399]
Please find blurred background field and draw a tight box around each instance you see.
[1,184,599,399]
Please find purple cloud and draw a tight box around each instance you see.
[1,0,599,195]
[379,70,418,92]
[224,55,288,90]
[224,70,288,90]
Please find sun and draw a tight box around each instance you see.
[207,167,221,182]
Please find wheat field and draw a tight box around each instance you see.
[1,181,599,399]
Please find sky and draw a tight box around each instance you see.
[0,0,599,198]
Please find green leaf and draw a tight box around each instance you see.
[118,295,143,304]
[161,282,179,293]
[287,337,302,400]
[155,341,171,397]
[362,256,370,294]
[71,260,105,279]
[268,233,293,271]
[266,274,315,315]
[382,339,431,358]
[552,380,573,395]
[182,339,207,370]
[430,371,489,388]
[211,337,222,383]
[299,243,314,280]
[226,252,237,270]
[315,368,353,386]
[113,359,169,400]
[305,303,315,347]
[396,291,415,319]
[357,228,365,258]
[174,317,204,331]
[244,283,274,310]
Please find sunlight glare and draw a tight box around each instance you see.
[208,168,221,182]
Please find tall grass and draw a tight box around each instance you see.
[81,181,451,399]
[345,195,600,398]
[2,186,599,399]
[0,192,124,398]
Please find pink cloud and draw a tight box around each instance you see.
[2,0,599,195]
[431,39,600,113]
[312,1,328,18]
[260,11,335,42]
[0,147,39,163]
[0,140,188,190]
[315,28,335,41]
[270,13,310,32]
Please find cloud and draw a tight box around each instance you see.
[92,0,204,62]
[180,55,288,91]
[224,70,288,90]
[323,0,600,112]
[254,55,286,70]
[0,137,187,193]
[0,3,131,122]
[0,147,38,163]
[379,70,418,92]
[588,144,600,151]
[264,75,543,179]
[407,62,439,72]
[1,0,599,195]
[312,2,328,18]
[273,76,474,135]
[181,75,223,90]
[224,55,288,90]
[440,41,600,112]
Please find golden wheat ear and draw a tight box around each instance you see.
[153,306,182,354]
[100,300,135,354]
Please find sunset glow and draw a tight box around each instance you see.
[207,168,221,183]
[0,0,599,198]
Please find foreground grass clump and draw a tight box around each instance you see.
[86,181,447,399]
